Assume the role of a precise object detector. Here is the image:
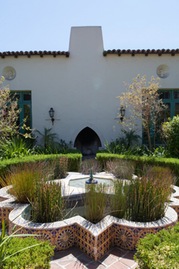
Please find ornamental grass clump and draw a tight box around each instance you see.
[31,180,65,223]
[109,180,128,219]
[80,159,102,174]
[85,183,107,224]
[1,162,65,223]
[4,166,43,204]
[50,158,68,180]
[2,162,49,203]
[106,159,135,179]
[127,166,174,222]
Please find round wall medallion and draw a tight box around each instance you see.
[2,66,16,80]
[156,64,169,78]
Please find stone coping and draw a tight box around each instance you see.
[8,204,177,236]
[170,185,179,206]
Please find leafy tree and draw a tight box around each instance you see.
[117,75,166,150]
[162,115,179,157]
[0,76,32,159]
[0,76,19,139]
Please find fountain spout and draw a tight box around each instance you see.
[85,170,98,184]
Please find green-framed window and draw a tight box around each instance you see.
[11,91,32,131]
[159,89,179,119]
[142,89,179,145]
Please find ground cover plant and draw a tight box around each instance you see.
[134,222,179,269]
[0,220,54,269]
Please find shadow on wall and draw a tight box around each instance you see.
[74,127,102,159]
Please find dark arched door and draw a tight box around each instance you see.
[74,127,102,158]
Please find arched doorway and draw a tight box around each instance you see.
[74,127,102,158]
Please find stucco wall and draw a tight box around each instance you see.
[0,26,179,149]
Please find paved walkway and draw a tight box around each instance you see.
[50,247,138,269]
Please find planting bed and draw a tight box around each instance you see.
[0,172,179,261]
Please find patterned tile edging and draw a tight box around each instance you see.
[0,185,179,261]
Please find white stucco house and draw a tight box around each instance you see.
[0,26,179,156]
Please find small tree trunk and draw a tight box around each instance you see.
[146,127,152,150]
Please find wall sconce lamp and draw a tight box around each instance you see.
[49,107,55,125]
[119,106,126,122]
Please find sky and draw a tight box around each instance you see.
[1,0,179,52]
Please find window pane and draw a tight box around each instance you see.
[159,91,170,99]
[175,103,179,115]
[23,93,31,101]
[158,103,170,121]
[165,103,171,119]
[16,94,20,100]
[24,104,31,127]
[174,91,179,99]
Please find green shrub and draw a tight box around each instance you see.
[162,115,179,157]
[2,237,54,269]
[104,129,141,154]
[0,220,54,269]
[0,136,33,160]
[35,128,75,154]
[134,222,179,269]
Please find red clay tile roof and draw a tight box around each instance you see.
[1,49,179,58]
[103,49,179,56]
[0,51,70,58]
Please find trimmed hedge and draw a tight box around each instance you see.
[96,153,179,186]
[0,154,82,179]
[1,152,179,186]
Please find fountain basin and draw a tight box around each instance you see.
[69,177,113,188]
[57,172,115,197]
